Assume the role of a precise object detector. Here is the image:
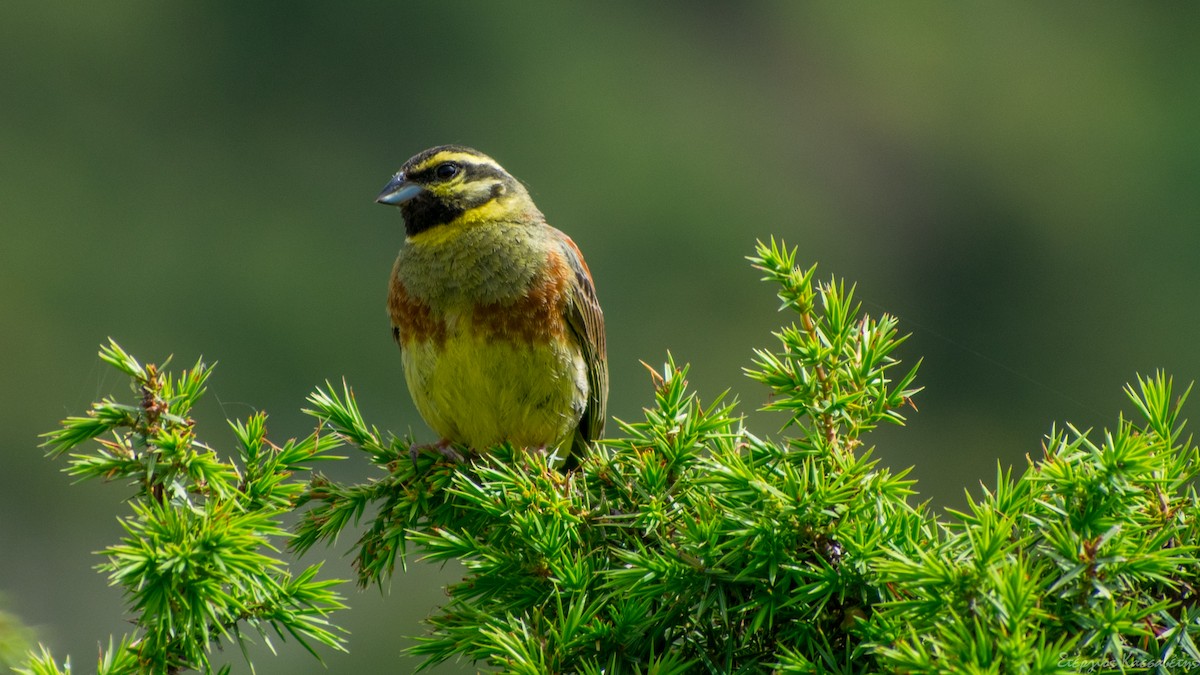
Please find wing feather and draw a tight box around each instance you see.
[554,229,608,453]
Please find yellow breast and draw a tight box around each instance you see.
[401,328,588,453]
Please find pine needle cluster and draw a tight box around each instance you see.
[28,342,346,674]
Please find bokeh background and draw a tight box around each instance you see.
[3,3,1198,672]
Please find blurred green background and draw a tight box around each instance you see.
[3,2,1198,672]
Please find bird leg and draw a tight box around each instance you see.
[409,439,465,468]
[535,444,574,470]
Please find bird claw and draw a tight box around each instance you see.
[409,439,465,469]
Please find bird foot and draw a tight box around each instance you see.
[409,439,465,468]
[532,444,573,470]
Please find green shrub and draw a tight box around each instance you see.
[27,240,1200,674]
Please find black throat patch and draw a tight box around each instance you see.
[399,193,466,237]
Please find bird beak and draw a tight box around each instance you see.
[376,173,424,205]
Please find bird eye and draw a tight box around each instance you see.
[434,162,460,180]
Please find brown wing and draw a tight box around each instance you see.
[554,228,608,453]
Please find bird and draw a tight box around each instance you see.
[375,145,607,467]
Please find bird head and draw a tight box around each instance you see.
[376,145,540,238]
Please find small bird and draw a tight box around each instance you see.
[376,145,607,466]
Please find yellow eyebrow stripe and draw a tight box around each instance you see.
[411,151,499,173]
